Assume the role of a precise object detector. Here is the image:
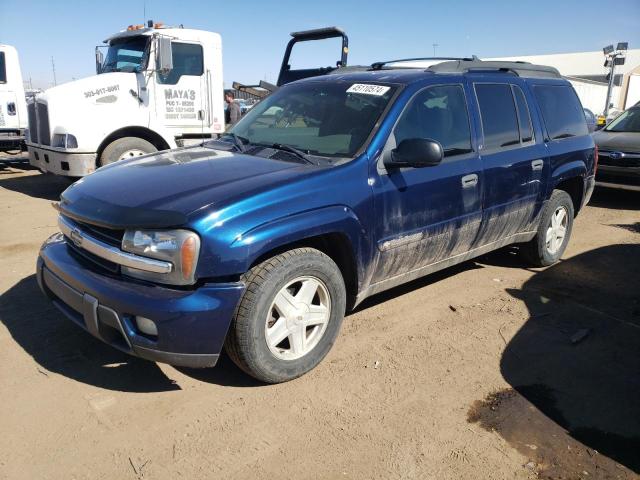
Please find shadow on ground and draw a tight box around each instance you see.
[471,244,640,478]
[589,186,640,211]
[0,168,70,201]
[0,275,258,391]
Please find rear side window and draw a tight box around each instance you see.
[0,52,6,84]
[513,86,533,142]
[475,84,520,150]
[393,84,472,157]
[534,85,588,140]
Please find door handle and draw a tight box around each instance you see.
[531,159,544,171]
[461,174,478,188]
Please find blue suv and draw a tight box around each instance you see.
[38,58,596,383]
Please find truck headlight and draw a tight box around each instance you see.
[25,129,30,142]
[52,133,78,149]
[121,229,200,285]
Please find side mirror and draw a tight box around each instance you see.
[386,138,444,168]
[95,48,104,74]
[157,36,173,74]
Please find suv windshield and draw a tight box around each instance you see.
[605,108,640,133]
[228,81,397,158]
[101,36,149,74]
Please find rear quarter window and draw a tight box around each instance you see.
[534,85,588,140]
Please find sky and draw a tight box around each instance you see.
[1,0,639,90]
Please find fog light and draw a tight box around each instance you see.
[135,316,158,336]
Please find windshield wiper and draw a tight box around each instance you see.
[268,143,317,165]
[444,147,472,156]
[219,133,248,152]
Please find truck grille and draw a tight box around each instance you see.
[599,152,640,168]
[27,102,38,143]
[61,215,125,273]
[36,102,51,145]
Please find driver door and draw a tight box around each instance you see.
[371,82,483,283]
[155,41,206,132]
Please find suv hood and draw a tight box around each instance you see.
[59,147,315,229]
[593,131,640,152]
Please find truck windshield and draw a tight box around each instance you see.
[101,36,149,74]
[229,81,397,158]
[605,108,640,133]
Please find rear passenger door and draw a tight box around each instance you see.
[371,82,482,283]
[471,81,547,246]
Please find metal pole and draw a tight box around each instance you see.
[604,54,616,117]
[51,56,57,86]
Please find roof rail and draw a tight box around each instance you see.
[371,56,478,70]
[427,59,562,78]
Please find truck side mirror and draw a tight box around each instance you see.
[386,138,444,168]
[95,48,104,74]
[157,36,173,74]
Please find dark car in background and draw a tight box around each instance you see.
[593,105,640,190]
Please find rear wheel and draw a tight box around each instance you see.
[99,137,156,167]
[225,248,346,383]
[521,189,575,267]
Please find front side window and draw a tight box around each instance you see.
[102,36,149,74]
[475,83,520,150]
[605,107,640,133]
[393,84,472,157]
[157,43,203,85]
[0,52,6,83]
[534,85,588,140]
[229,81,396,158]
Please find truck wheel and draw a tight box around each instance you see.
[225,248,346,383]
[99,137,156,167]
[521,190,575,267]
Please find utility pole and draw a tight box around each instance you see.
[51,56,57,86]
[432,43,439,57]
[602,42,628,117]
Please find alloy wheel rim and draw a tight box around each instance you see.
[118,149,147,160]
[545,206,568,255]
[265,276,331,361]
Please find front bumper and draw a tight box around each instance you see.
[37,233,245,368]
[28,144,96,176]
[596,165,640,191]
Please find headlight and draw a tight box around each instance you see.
[52,133,78,149]
[24,129,30,142]
[121,229,200,285]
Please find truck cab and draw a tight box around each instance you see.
[27,24,224,176]
[0,45,28,152]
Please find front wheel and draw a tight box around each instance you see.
[521,189,575,267]
[99,137,157,167]
[225,248,346,383]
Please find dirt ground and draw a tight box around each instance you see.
[1,152,639,480]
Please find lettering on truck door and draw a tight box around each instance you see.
[156,42,205,131]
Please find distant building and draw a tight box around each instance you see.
[491,50,640,114]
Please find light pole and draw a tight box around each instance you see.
[602,42,628,117]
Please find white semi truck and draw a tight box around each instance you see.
[0,44,28,152]
[27,23,224,176]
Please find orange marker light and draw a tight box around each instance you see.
[181,236,197,280]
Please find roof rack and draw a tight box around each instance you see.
[427,59,562,78]
[371,56,478,70]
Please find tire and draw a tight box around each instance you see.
[225,248,347,383]
[521,189,575,267]
[99,137,157,167]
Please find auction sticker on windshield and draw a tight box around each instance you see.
[347,84,390,96]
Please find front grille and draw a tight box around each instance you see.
[599,153,640,168]
[61,215,125,273]
[36,102,50,145]
[27,103,38,143]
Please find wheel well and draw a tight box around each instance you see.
[250,233,359,309]
[96,127,171,163]
[555,177,584,215]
